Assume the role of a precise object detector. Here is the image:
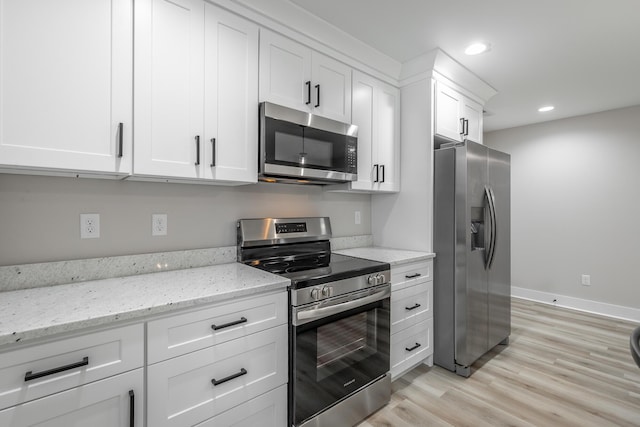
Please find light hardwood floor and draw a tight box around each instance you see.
[359,297,640,427]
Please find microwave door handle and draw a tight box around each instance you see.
[295,287,390,326]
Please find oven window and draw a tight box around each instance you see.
[316,311,377,381]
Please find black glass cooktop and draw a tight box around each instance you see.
[247,253,389,289]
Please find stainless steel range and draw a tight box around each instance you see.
[237,217,391,427]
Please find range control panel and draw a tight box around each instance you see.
[275,222,308,234]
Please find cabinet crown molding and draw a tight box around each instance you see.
[399,48,497,105]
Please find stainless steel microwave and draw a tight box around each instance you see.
[259,102,358,184]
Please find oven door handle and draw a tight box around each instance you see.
[295,286,390,326]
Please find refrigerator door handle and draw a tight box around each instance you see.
[487,186,498,269]
[484,186,497,269]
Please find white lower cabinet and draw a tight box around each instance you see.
[0,323,144,427]
[0,369,143,427]
[391,319,433,378]
[390,259,434,379]
[194,385,287,427]
[147,323,288,427]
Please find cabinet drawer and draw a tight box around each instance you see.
[147,291,287,364]
[391,318,433,379]
[147,324,288,427]
[391,281,432,335]
[0,324,143,411]
[194,384,286,427]
[0,368,143,427]
[391,260,432,290]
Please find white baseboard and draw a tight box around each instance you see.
[512,286,640,323]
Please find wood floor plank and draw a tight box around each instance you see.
[358,297,640,427]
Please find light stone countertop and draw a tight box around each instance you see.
[0,263,289,347]
[334,247,435,266]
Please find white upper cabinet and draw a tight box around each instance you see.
[259,29,351,123]
[0,0,132,176]
[203,6,258,183]
[327,71,399,193]
[434,80,483,144]
[134,0,205,179]
[134,0,258,183]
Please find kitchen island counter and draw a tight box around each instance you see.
[0,263,289,347]
[334,246,435,266]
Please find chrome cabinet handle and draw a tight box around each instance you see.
[405,273,421,279]
[405,303,421,311]
[315,84,320,107]
[212,368,247,386]
[25,356,89,381]
[380,164,385,183]
[373,164,379,182]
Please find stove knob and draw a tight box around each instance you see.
[321,286,333,297]
[368,275,376,285]
[310,288,320,300]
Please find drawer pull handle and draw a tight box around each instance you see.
[211,317,247,331]
[405,343,421,352]
[24,356,89,381]
[405,273,422,279]
[405,303,421,311]
[129,390,135,427]
[212,368,247,386]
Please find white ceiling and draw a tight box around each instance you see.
[289,0,640,132]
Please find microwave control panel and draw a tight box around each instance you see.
[346,144,357,171]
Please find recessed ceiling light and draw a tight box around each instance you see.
[465,42,490,55]
[538,106,555,112]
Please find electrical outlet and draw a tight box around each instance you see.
[355,211,361,225]
[152,214,167,236]
[581,274,591,286]
[80,213,100,239]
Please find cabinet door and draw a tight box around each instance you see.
[0,0,132,175]
[0,369,143,427]
[195,385,286,427]
[147,325,287,427]
[434,82,463,142]
[259,29,311,112]
[374,82,400,192]
[462,97,483,144]
[350,72,376,191]
[311,52,352,123]
[204,6,258,183]
[134,0,205,179]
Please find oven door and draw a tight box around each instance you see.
[290,284,390,426]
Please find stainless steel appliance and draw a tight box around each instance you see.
[433,140,511,377]
[237,217,391,427]
[259,102,358,184]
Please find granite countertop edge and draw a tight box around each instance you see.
[0,263,289,348]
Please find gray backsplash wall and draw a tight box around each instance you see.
[0,174,371,266]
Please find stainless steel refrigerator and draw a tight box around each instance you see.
[433,140,511,377]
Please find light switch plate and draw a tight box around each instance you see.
[152,214,167,236]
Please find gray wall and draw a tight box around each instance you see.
[484,105,640,308]
[0,175,371,266]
